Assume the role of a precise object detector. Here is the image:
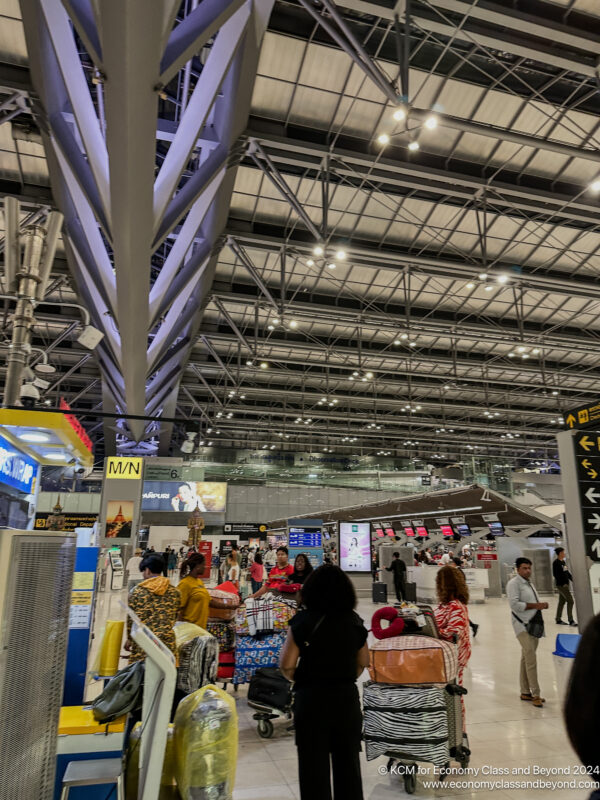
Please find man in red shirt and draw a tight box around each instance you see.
[250,546,293,598]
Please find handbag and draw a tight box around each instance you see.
[512,584,544,638]
[92,660,145,723]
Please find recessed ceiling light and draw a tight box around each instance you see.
[590,179,600,192]
[497,274,508,284]
[260,362,269,369]
[335,249,346,260]
[267,325,274,331]
[377,133,390,145]
[466,282,475,289]
[408,140,420,151]
[20,432,50,443]
[409,341,417,347]
[44,452,66,460]
[517,346,526,353]
[313,245,324,256]
[327,262,336,269]
[289,320,298,329]
[400,333,409,340]
[478,273,488,280]
[484,285,494,291]
[393,107,406,122]
[424,115,438,130]
[306,259,314,266]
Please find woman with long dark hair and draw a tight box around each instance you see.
[280,564,368,800]
[178,552,210,630]
[290,553,313,585]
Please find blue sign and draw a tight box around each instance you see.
[0,433,37,493]
[289,529,322,548]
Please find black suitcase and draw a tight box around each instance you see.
[404,582,417,602]
[248,668,292,711]
[372,581,387,603]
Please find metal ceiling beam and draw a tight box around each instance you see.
[211,289,600,358]
[228,226,600,303]
[247,129,600,229]
[335,0,598,77]
[200,331,600,393]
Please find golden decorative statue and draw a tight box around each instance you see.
[47,496,66,531]
[186,503,205,548]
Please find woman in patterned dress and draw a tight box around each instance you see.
[434,565,472,725]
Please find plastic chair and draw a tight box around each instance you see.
[60,758,124,800]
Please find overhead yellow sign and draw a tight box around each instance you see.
[105,457,143,480]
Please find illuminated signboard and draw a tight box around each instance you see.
[385,528,395,538]
[0,433,37,493]
[142,480,227,512]
[59,398,93,452]
[404,526,415,537]
[440,524,454,537]
[415,525,429,537]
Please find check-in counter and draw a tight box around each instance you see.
[406,565,489,604]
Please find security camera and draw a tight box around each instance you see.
[20,382,40,409]
[181,431,197,454]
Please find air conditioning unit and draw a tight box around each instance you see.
[0,529,76,800]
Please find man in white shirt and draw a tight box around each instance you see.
[126,548,143,592]
[506,557,549,708]
[440,550,453,565]
[263,545,277,569]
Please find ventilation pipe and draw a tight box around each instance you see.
[2,200,64,407]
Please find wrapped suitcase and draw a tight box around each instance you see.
[233,631,287,685]
[362,681,450,766]
[248,668,292,712]
[176,630,219,694]
[369,635,458,684]
[174,685,237,800]
[206,619,236,651]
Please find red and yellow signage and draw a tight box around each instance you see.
[0,407,94,467]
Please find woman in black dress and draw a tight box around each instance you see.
[280,564,369,800]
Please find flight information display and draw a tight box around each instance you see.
[455,523,472,536]
[385,528,395,538]
[440,524,454,537]
[488,522,505,536]
[404,526,415,537]
[415,525,429,537]
[288,527,322,548]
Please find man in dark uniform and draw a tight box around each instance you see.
[386,551,407,602]
[553,547,576,626]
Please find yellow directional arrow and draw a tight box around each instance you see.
[582,459,599,479]
[590,468,599,480]
[579,435,594,452]
[566,414,576,428]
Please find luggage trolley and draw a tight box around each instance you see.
[247,667,293,739]
[364,603,471,795]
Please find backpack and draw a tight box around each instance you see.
[92,660,145,723]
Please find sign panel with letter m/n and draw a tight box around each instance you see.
[105,457,143,480]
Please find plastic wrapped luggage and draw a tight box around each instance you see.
[174,684,238,800]
[362,681,450,766]
[369,635,458,684]
[236,596,296,636]
[248,668,292,712]
[233,631,286,685]
[174,623,219,694]
[206,619,236,651]
[126,723,178,799]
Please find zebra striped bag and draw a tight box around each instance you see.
[362,681,450,766]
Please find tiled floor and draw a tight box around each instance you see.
[90,588,590,799]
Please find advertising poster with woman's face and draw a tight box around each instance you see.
[339,522,371,572]
[141,481,227,512]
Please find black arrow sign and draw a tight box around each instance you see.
[577,455,600,482]
[566,404,600,430]
[584,534,600,562]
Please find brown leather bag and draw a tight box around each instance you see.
[368,635,458,684]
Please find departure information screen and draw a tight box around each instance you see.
[288,527,322,548]
[440,524,454,537]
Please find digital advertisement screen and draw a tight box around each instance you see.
[339,522,371,573]
[141,481,227,512]
[455,523,472,536]
[440,524,454,537]
[416,525,429,537]
[404,526,415,537]
[488,521,505,536]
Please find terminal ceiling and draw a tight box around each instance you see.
[1,0,600,468]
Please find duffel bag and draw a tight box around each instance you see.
[208,588,240,610]
[369,635,458,684]
[248,667,292,711]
